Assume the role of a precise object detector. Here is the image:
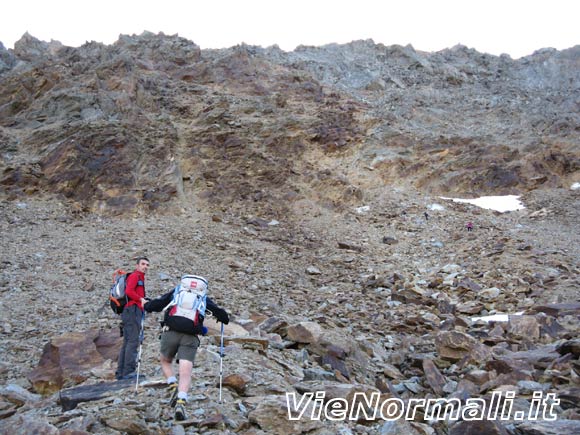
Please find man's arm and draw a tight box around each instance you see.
[206,297,229,324]
[124,273,143,301]
[144,290,173,313]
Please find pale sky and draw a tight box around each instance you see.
[2,0,579,58]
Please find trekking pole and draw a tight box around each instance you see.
[135,313,145,393]
[219,322,224,403]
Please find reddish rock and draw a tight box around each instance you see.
[222,374,249,395]
[28,329,120,395]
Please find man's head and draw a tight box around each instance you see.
[136,256,150,274]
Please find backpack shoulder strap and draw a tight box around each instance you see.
[162,285,182,312]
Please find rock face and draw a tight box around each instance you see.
[0,32,579,435]
[0,33,578,215]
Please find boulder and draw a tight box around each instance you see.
[507,315,540,339]
[247,394,322,435]
[435,331,492,363]
[286,322,323,344]
[100,408,149,434]
[28,329,121,395]
[222,373,249,395]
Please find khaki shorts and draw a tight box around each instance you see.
[160,330,200,363]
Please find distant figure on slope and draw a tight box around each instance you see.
[466,221,474,232]
[424,212,429,220]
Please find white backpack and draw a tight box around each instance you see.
[165,275,208,325]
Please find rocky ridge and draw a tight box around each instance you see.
[0,32,579,434]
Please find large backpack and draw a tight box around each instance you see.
[163,275,208,333]
[109,269,131,314]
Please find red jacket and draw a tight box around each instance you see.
[125,270,146,310]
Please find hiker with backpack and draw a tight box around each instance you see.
[144,274,229,421]
[115,256,150,380]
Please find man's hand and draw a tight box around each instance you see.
[214,308,229,324]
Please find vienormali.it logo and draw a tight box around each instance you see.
[286,390,559,422]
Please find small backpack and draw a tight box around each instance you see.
[109,269,131,314]
[164,275,208,329]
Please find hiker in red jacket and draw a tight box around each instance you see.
[466,221,474,231]
[116,257,150,380]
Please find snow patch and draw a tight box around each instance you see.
[440,195,524,213]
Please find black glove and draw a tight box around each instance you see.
[214,308,229,324]
[144,301,152,313]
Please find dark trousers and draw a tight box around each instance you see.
[116,304,142,378]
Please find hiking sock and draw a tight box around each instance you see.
[177,391,188,401]
[166,376,177,384]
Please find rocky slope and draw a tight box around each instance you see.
[0,33,578,216]
[0,32,579,435]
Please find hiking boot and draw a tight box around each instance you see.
[168,382,178,407]
[174,399,187,421]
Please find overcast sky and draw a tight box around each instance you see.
[2,0,578,58]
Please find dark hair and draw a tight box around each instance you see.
[136,256,150,264]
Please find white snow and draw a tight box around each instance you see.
[571,182,580,190]
[440,195,525,213]
[429,203,445,211]
[472,311,526,323]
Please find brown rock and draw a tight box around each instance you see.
[222,374,248,395]
[286,322,323,344]
[422,359,446,395]
[248,394,322,435]
[515,420,580,435]
[508,345,560,369]
[198,413,225,429]
[435,331,492,363]
[28,329,120,395]
[486,358,534,376]
[450,379,479,401]
[0,384,41,407]
[527,303,580,317]
[507,315,540,339]
[337,241,363,251]
[382,363,405,380]
[456,301,484,314]
[464,369,493,386]
[559,388,580,410]
[101,408,149,434]
[456,278,483,292]
[205,321,250,337]
[557,339,580,357]
[259,317,288,334]
[480,372,533,393]
[215,336,269,350]
[321,353,349,379]
[449,419,508,435]
[59,430,92,435]
[0,414,59,435]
